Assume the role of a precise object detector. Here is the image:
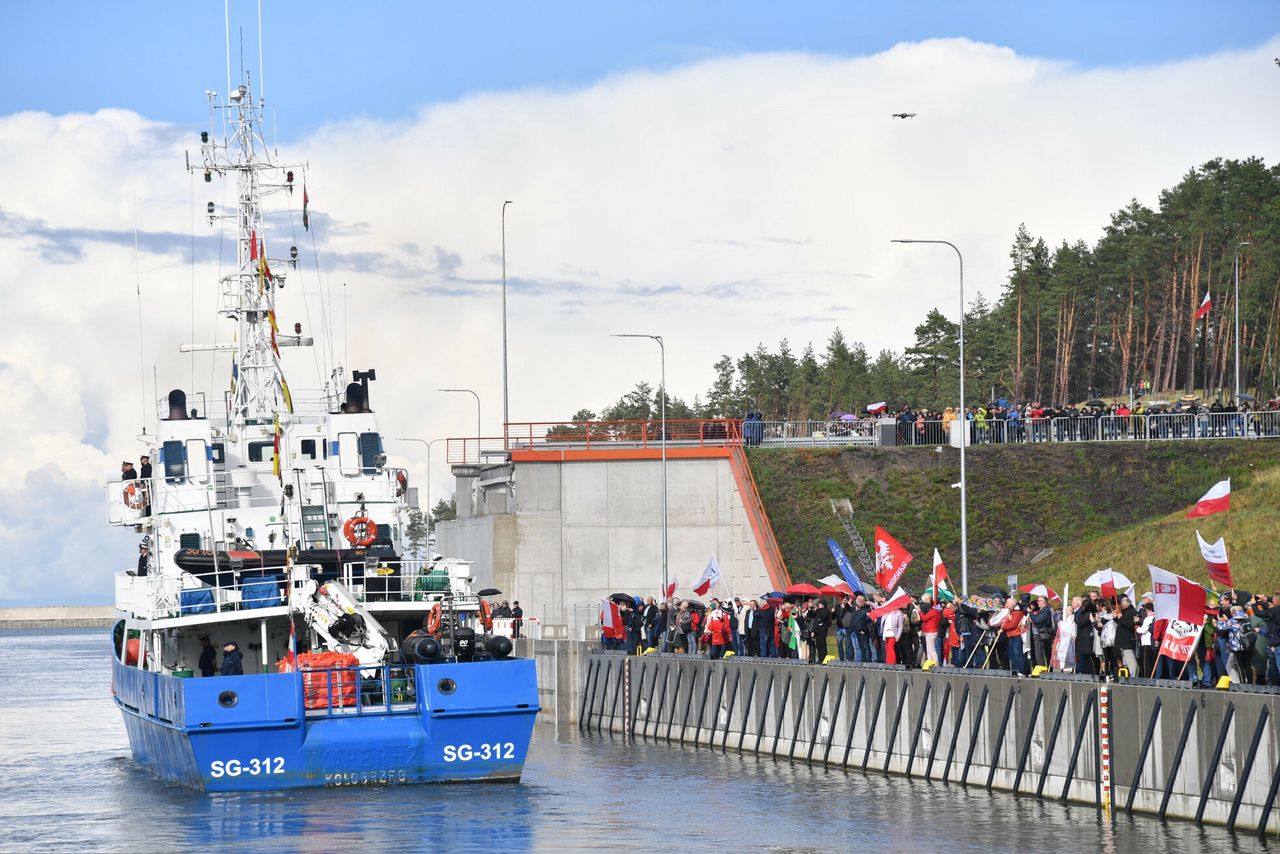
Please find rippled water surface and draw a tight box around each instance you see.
[0,629,1270,852]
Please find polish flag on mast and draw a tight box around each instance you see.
[692,556,722,596]
[1195,291,1212,321]
[1187,478,1230,518]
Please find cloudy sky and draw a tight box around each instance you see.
[3,2,1279,605]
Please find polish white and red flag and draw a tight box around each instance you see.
[867,402,888,414]
[1148,564,1208,625]
[869,586,913,620]
[1195,291,1212,321]
[817,574,855,596]
[1158,619,1201,662]
[692,555,722,596]
[874,526,913,591]
[1187,478,1230,518]
[600,600,622,638]
[663,574,679,600]
[1195,530,1234,589]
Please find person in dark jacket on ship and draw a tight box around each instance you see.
[220,641,244,676]
[198,635,217,677]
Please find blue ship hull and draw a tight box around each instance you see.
[112,657,539,791]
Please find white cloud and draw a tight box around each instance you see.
[1,37,1278,603]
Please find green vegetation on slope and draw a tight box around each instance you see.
[1031,465,1280,597]
[748,441,1280,592]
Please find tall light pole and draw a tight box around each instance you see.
[1234,241,1250,402]
[892,239,968,597]
[613,333,667,598]
[392,436,443,539]
[439,388,481,459]
[501,200,514,444]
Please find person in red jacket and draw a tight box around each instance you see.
[1002,598,1029,674]
[919,593,943,665]
[706,605,732,659]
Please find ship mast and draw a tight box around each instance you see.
[197,74,301,427]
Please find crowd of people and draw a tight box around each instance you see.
[888,399,1280,447]
[600,587,1280,686]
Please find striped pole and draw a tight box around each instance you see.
[1099,685,1112,818]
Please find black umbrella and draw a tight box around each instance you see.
[609,592,637,606]
[1238,392,1257,402]
[978,584,1006,597]
[476,587,502,597]
[1085,399,1107,408]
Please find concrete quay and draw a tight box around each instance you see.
[0,606,114,629]
[521,639,1280,834]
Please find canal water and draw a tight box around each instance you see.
[1,628,1269,852]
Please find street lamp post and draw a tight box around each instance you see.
[1234,242,1250,402]
[392,436,443,543]
[891,239,968,597]
[502,200,514,444]
[613,333,667,599]
[439,388,481,459]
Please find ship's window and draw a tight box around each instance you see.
[337,432,358,475]
[299,439,317,459]
[210,443,225,465]
[186,440,209,481]
[358,432,383,475]
[162,440,186,481]
[179,533,202,550]
[248,441,273,463]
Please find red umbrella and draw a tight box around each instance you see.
[1018,583,1060,601]
[785,582,821,597]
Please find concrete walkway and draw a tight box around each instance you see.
[0,606,114,629]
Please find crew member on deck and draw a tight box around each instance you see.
[220,642,244,676]
[121,461,137,480]
[198,636,216,677]
[139,455,153,516]
[511,601,524,639]
[136,543,149,577]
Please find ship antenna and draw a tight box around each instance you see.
[131,148,147,435]
[257,0,266,104]
[223,0,232,111]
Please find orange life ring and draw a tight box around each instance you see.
[122,482,146,511]
[479,599,493,632]
[426,603,442,636]
[342,515,378,547]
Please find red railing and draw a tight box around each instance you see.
[724,422,792,590]
[445,420,739,465]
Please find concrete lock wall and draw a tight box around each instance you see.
[520,640,1280,833]
[444,455,773,627]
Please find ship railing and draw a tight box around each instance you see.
[115,568,296,619]
[302,663,418,718]
[336,558,480,606]
[150,388,339,423]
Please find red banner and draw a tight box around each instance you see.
[874,526,913,591]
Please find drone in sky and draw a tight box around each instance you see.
[891,112,917,119]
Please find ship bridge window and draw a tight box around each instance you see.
[248,441,274,463]
[358,432,383,475]
[161,440,186,482]
[211,443,225,465]
[299,439,317,460]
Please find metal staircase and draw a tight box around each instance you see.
[830,498,875,584]
[301,504,330,549]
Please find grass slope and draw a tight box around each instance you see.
[747,440,1280,593]
[1029,465,1280,597]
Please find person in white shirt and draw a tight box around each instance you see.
[881,607,905,665]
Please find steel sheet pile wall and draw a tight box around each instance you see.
[565,648,1280,834]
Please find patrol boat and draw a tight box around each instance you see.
[106,74,537,791]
